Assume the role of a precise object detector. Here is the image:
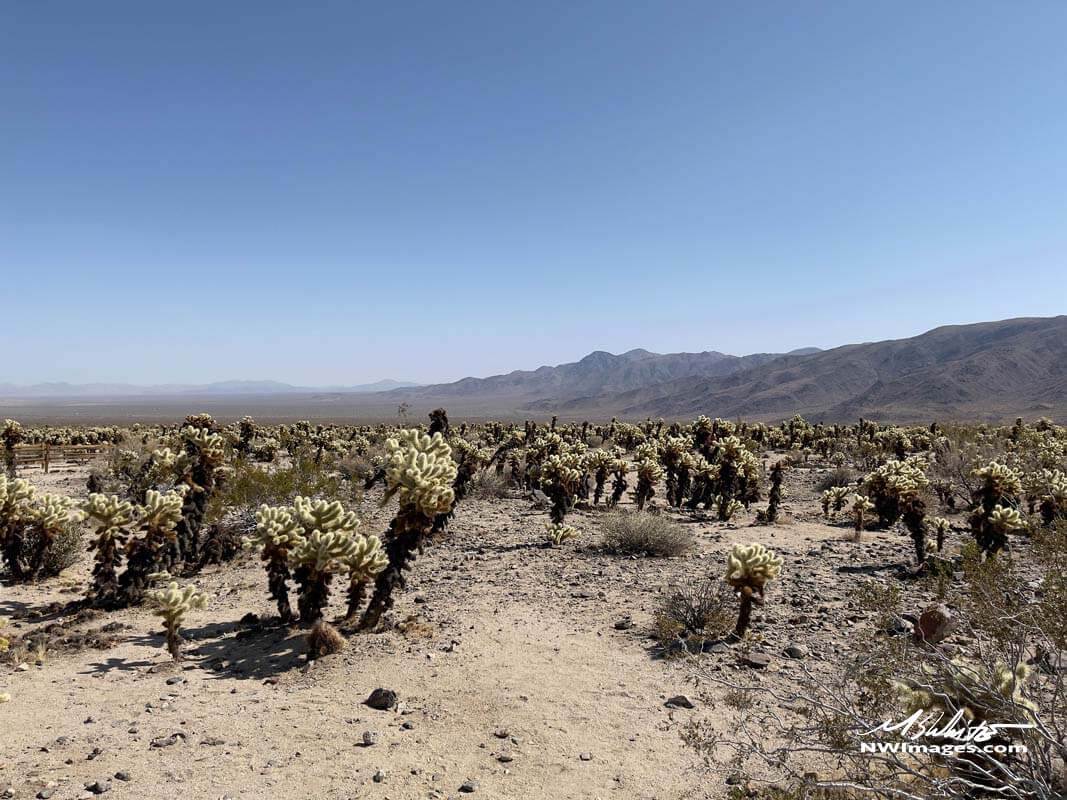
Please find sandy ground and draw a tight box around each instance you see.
[1,462,964,800]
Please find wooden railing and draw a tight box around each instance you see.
[12,443,113,473]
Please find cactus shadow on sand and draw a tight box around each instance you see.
[179,618,308,680]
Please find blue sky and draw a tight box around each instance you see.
[3,2,1066,385]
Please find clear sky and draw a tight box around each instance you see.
[3,2,1066,386]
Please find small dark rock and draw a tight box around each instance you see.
[459,780,478,793]
[364,688,398,711]
[664,695,695,709]
[150,733,184,748]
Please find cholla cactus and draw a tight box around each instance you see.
[289,529,357,623]
[718,437,759,510]
[851,494,875,537]
[1035,469,1067,526]
[246,505,306,621]
[121,489,185,603]
[725,543,783,637]
[2,420,23,478]
[545,521,578,546]
[541,453,583,523]
[237,416,256,459]
[714,495,744,521]
[895,660,1036,727]
[862,457,929,527]
[173,426,229,563]
[342,535,388,621]
[970,461,1024,558]
[929,516,951,552]
[989,504,1024,534]
[633,459,663,511]
[0,476,35,578]
[761,461,786,523]
[381,430,457,516]
[282,499,361,624]
[82,494,136,606]
[585,450,613,506]
[147,579,209,660]
[822,486,851,518]
[361,430,458,630]
[660,436,693,507]
[607,458,629,508]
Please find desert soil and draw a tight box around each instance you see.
[1,462,965,800]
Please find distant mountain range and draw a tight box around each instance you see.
[0,378,420,398]
[2,317,1064,423]
[385,316,1066,422]
[395,347,821,402]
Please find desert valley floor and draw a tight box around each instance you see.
[0,457,1001,800]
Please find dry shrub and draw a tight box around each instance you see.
[212,457,357,519]
[601,511,694,557]
[467,469,510,500]
[654,578,734,648]
[816,467,856,492]
[0,524,83,580]
[306,621,346,659]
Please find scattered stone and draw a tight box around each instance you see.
[84,780,111,795]
[113,772,130,782]
[364,688,398,711]
[742,652,772,669]
[200,737,225,746]
[362,731,379,747]
[915,604,956,644]
[492,728,509,739]
[37,790,55,799]
[579,752,593,761]
[150,733,184,748]
[372,770,386,783]
[614,617,633,630]
[783,644,807,659]
[664,695,695,709]
[165,676,185,685]
[496,753,513,763]
[884,616,912,637]
[459,780,478,793]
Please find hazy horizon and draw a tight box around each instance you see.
[5,3,1067,386]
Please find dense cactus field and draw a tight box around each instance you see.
[0,412,1064,799]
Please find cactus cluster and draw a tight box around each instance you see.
[245,497,387,625]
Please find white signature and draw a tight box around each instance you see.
[862,708,1036,744]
